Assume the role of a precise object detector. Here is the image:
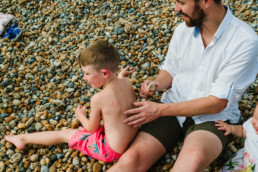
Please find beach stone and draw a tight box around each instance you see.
[254,87,258,95]
[93,162,102,172]
[0,161,5,172]
[22,158,30,168]
[6,142,13,149]
[40,157,50,166]
[73,156,80,166]
[162,163,172,171]
[29,154,38,162]
[70,118,79,129]
[81,157,88,162]
[25,117,34,127]
[13,100,21,106]
[0,152,6,158]
[41,166,49,172]
[6,149,14,159]
[18,123,26,129]
[5,116,15,123]
[10,153,22,163]
[35,122,43,131]
[147,82,156,91]
[49,164,57,172]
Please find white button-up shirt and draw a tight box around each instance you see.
[160,7,258,127]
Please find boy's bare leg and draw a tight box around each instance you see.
[5,129,78,149]
[171,130,223,172]
[107,132,166,172]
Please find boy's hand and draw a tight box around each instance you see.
[140,80,158,98]
[215,120,233,136]
[118,66,135,78]
[75,105,87,121]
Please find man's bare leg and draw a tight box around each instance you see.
[5,129,78,149]
[108,132,166,172]
[171,130,223,172]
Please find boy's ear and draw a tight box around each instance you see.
[101,69,110,78]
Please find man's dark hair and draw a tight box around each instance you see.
[194,0,221,5]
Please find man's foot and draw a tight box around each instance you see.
[4,134,26,149]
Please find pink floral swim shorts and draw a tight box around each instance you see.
[68,125,121,162]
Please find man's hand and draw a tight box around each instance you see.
[215,120,233,136]
[140,80,159,98]
[124,101,160,127]
[75,105,87,121]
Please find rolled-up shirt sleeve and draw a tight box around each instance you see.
[209,40,258,109]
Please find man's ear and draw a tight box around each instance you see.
[199,0,212,8]
[204,0,212,8]
[101,69,110,78]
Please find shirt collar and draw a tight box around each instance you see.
[194,6,233,40]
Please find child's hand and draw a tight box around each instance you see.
[75,105,87,121]
[118,66,135,78]
[215,120,233,136]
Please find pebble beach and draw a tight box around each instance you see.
[0,0,257,171]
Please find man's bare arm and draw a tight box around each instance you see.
[124,96,228,127]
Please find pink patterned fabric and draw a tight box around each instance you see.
[68,125,121,162]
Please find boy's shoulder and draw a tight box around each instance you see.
[90,91,103,104]
[91,87,113,101]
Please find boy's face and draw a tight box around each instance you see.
[81,65,105,89]
[251,106,258,135]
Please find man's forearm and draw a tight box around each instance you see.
[158,95,228,117]
[154,70,173,91]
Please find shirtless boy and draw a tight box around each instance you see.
[5,39,138,162]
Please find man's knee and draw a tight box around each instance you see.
[187,147,207,162]
[109,150,144,172]
[118,150,140,167]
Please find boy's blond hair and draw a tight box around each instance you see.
[78,40,120,72]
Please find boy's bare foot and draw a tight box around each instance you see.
[4,134,26,149]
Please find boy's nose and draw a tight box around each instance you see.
[83,75,87,81]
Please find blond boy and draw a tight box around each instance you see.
[5,40,138,162]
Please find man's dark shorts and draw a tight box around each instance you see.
[141,116,233,151]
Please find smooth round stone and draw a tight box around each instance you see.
[40,166,49,172]
[73,156,80,166]
[29,154,38,162]
[13,100,21,106]
[10,153,22,163]
[0,161,5,172]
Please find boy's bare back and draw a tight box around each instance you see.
[91,76,138,154]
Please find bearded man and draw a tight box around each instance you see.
[108,0,258,171]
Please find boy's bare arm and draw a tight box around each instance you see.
[75,95,101,133]
[215,120,246,138]
[118,66,135,78]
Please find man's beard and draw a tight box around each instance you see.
[180,3,206,27]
